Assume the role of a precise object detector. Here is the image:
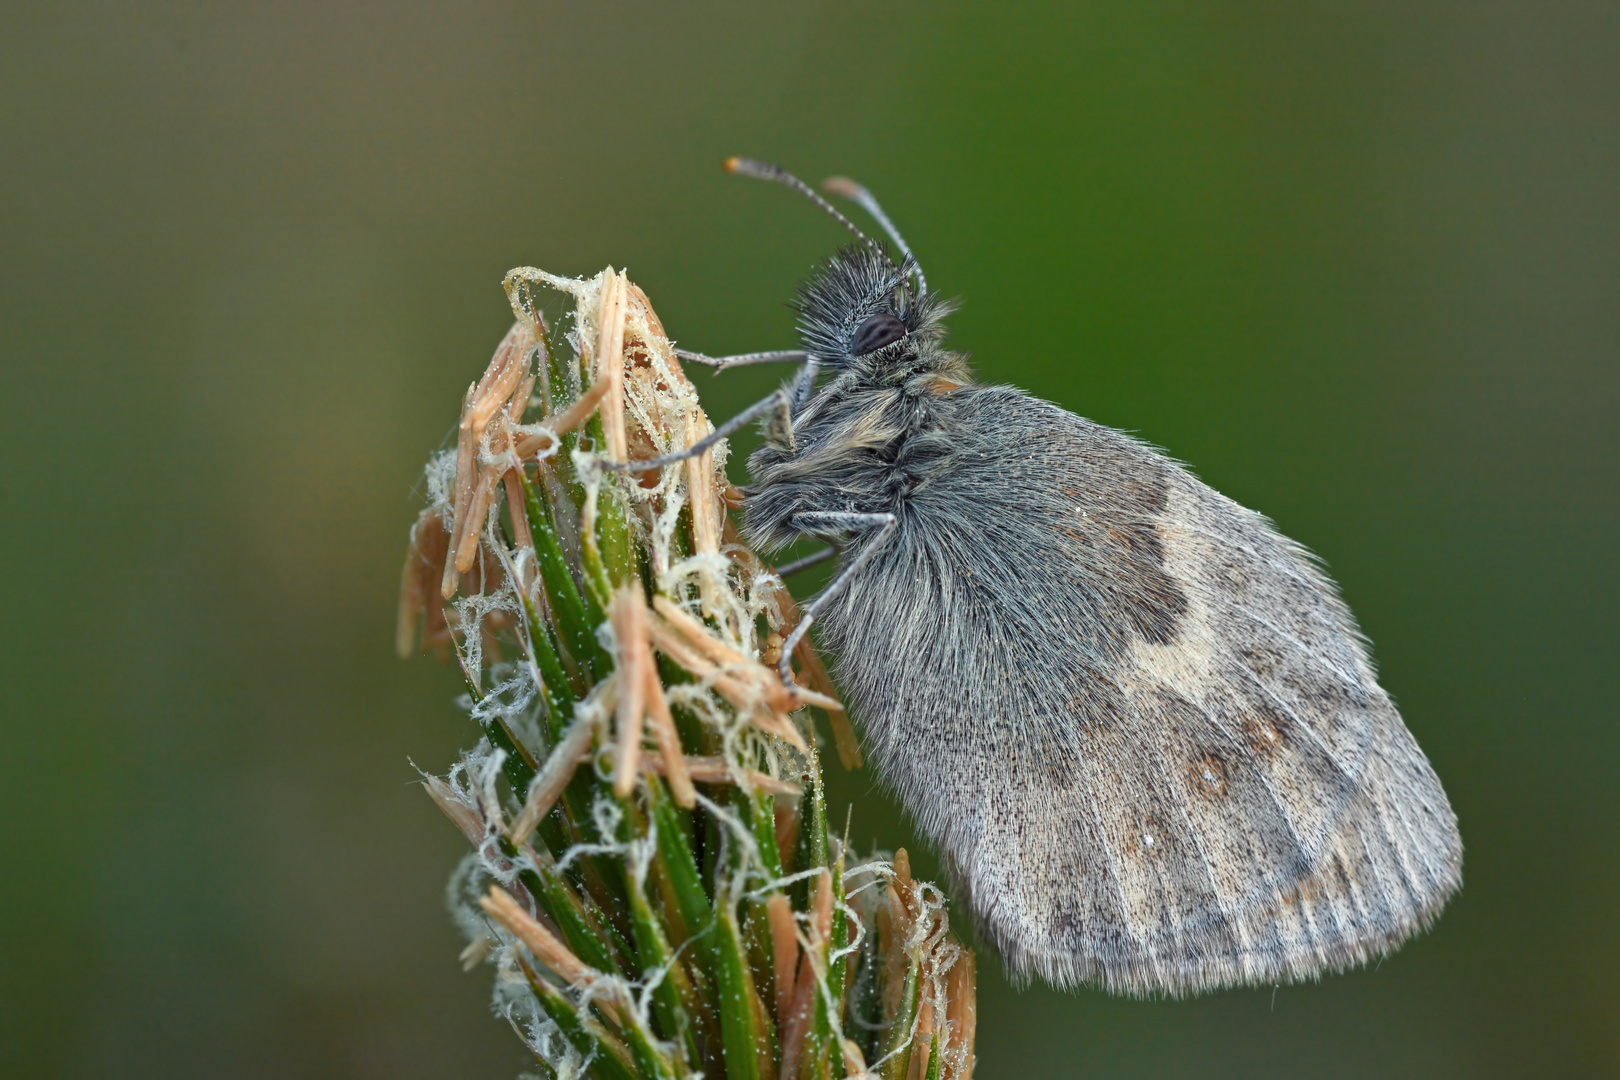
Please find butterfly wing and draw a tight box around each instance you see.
[818,385,1461,996]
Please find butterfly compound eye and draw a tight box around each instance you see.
[851,312,906,356]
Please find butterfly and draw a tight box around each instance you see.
[620,159,1462,996]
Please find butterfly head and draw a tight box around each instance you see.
[793,245,951,368]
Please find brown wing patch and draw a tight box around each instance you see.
[1240,704,1288,760]
[1187,754,1229,799]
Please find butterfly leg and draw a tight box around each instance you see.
[773,543,840,579]
[675,348,809,372]
[777,511,898,684]
[675,348,823,411]
[601,387,793,472]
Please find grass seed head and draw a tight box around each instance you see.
[402,268,976,1080]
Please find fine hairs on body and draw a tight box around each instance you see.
[613,158,1462,997]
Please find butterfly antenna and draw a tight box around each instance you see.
[725,157,895,267]
[822,175,927,296]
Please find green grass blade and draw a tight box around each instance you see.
[649,781,715,950]
[508,845,623,978]
[824,856,848,1035]
[746,790,785,883]
[517,466,609,678]
[879,960,920,1080]
[524,967,639,1080]
[614,1007,681,1080]
[578,417,635,607]
[513,573,576,740]
[713,900,765,1080]
[626,878,703,1072]
[617,798,705,1069]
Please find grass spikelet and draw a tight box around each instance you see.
[399,266,977,1079]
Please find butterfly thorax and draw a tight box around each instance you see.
[740,245,971,552]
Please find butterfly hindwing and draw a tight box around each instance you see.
[817,385,1461,996]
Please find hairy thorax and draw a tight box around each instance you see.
[743,359,968,553]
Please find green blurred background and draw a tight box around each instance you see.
[3,2,1615,1076]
